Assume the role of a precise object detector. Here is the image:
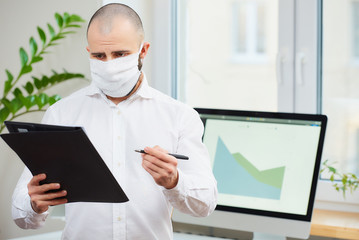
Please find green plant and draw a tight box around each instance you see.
[0,12,87,133]
[321,159,359,197]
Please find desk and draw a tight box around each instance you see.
[8,231,225,240]
[9,210,359,240]
[310,209,359,239]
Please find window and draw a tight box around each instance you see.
[174,0,359,205]
[322,0,359,177]
[176,0,279,112]
[232,0,268,63]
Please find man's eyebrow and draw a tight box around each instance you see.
[91,52,105,56]
[112,50,131,54]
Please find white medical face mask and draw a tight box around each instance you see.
[89,45,143,98]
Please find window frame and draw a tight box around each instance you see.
[352,0,359,65]
[231,0,269,64]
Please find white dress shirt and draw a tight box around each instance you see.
[12,74,218,240]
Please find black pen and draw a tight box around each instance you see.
[134,149,189,160]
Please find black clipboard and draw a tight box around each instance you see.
[1,121,129,203]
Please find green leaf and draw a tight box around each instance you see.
[4,70,14,95]
[1,98,22,115]
[37,26,46,45]
[32,56,43,63]
[29,37,38,57]
[49,94,61,105]
[66,24,81,28]
[47,23,56,38]
[0,107,10,123]
[24,82,34,94]
[63,12,70,25]
[48,43,59,47]
[42,76,50,87]
[4,80,12,95]
[51,36,65,41]
[55,13,64,28]
[35,93,49,109]
[11,98,24,114]
[1,99,13,113]
[5,69,14,83]
[20,65,33,75]
[33,77,42,89]
[28,95,36,108]
[13,88,23,98]
[330,175,334,182]
[19,48,29,67]
[18,95,30,110]
[68,14,85,23]
[328,167,336,174]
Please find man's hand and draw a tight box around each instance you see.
[141,146,179,189]
[27,174,68,214]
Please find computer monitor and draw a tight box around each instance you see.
[172,108,327,240]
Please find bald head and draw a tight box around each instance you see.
[87,3,144,43]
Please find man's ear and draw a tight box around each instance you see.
[140,42,150,59]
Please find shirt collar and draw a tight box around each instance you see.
[85,72,153,100]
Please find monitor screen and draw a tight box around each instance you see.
[173,108,327,239]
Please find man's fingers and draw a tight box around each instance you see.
[30,189,67,202]
[28,173,46,186]
[152,145,168,153]
[48,197,68,206]
[142,161,161,176]
[144,146,173,163]
[142,158,162,174]
[142,154,167,169]
[28,183,61,196]
[34,198,68,212]
[42,190,67,201]
[38,183,61,193]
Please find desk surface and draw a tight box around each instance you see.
[9,209,359,240]
[8,232,225,240]
[310,209,359,239]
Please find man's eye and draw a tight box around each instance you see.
[94,54,105,60]
[114,53,127,58]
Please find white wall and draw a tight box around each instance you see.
[0,0,162,238]
[0,0,102,239]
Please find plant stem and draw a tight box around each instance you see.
[9,109,47,121]
[0,109,46,133]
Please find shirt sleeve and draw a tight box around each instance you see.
[11,108,56,229]
[162,107,218,217]
[12,167,49,229]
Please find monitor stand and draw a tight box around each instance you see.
[253,232,286,240]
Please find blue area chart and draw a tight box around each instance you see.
[213,137,282,200]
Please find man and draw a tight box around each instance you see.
[12,3,217,239]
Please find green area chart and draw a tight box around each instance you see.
[213,137,285,200]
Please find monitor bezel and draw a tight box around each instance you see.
[195,108,328,222]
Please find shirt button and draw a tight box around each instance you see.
[117,110,121,115]
[117,216,121,221]
[117,136,121,140]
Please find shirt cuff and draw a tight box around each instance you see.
[162,168,186,202]
[24,194,49,220]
